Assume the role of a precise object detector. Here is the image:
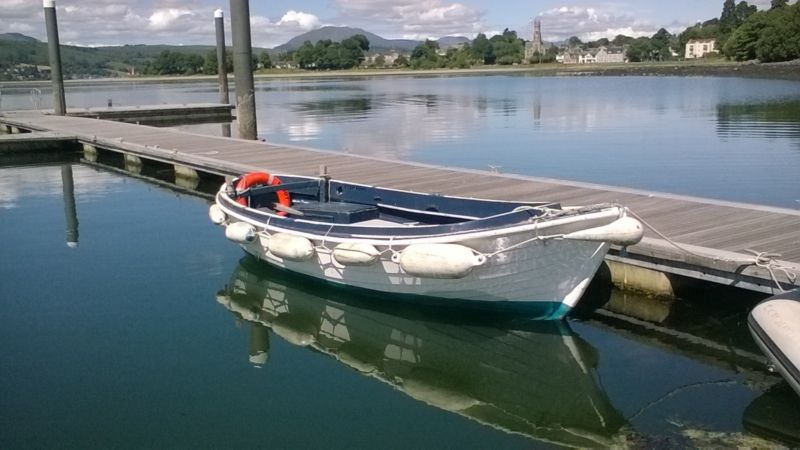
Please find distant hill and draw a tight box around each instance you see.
[0,33,271,79]
[272,26,469,54]
[0,32,40,43]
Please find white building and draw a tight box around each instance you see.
[685,39,717,59]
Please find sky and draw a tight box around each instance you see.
[0,0,778,48]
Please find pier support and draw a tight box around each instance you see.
[214,9,230,106]
[43,0,67,116]
[249,324,270,367]
[61,164,79,248]
[229,0,257,140]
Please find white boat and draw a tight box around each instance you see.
[210,171,644,319]
[748,288,800,397]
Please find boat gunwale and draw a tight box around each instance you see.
[216,190,624,245]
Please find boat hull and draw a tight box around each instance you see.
[232,226,608,320]
[748,289,800,397]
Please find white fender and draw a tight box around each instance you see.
[208,204,227,225]
[333,242,380,266]
[394,244,485,279]
[268,233,315,261]
[225,222,256,244]
[563,216,643,246]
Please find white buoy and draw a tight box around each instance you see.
[563,216,644,246]
[208,204,227,225]
[268,233,315,261]
[394,244,485,279]
[225,222,256,244]
[333,242,380,266]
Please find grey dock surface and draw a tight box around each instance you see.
[2,110,798,295]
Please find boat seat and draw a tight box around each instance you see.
[290,201,379,224]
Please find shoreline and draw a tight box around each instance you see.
[2,59,799,88]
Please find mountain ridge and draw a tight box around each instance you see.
[272,26,469,53]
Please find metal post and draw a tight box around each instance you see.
[43,0,66,115]
[214,9,230,105]
[229,0,257,140]
[61,164,79,248]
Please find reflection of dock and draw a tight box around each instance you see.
[218,257,627,447]
[0,110,798,296]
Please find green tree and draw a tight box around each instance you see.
[410,40,441,69]
[471,33,494,64]
[568,36,583,48]
[720,0,737,33]
[393,54,409,67]
[259,51,272,69]
[443,44,474,68]
[771,0,788,8]
[203,49,217,74]
[611,34,635,46]
[626,38,656,62]
[294,41,316,68]
[724,2,800,62]
[490,29,524,64]
[735,1,757,24]
[650,28,674,60]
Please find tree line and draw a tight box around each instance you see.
[142,49,273,75]
[2,0,797,81]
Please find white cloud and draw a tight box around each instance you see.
[148,8,194,31]
[334,0,485,38]
[277,10,320,31]
[537,6,663,41]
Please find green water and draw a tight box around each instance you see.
[1,162,798,448]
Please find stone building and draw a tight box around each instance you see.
[524,19,545,62]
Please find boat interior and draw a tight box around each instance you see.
[232,174,559,227]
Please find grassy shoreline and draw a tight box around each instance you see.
[2,59,799,88]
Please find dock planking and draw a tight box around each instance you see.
[1,110,798,294]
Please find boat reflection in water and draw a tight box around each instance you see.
[217,256,627,447]
[743,382,800,447]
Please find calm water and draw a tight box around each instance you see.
[1,162,799,448]
[3,75,800,446]
[2,75,800,208]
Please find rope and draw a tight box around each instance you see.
[746,249,797,293]
[315,224,335,253]
[626,209,798,293]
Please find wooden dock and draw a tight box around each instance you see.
[1,109,798,295]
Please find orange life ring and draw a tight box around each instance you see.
[234,172,291,215]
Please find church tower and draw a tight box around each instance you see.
[525,19,545,62]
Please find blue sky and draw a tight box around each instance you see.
[0,0,776,47]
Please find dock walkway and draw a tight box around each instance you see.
[1,110,798,295]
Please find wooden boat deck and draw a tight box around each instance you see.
[1,110,798,294]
